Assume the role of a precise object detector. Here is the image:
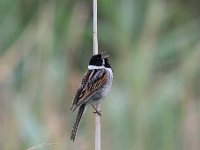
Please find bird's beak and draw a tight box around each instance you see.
[102,55,109,59]
[100,51,109,59]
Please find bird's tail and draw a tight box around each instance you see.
[70,104,85,142]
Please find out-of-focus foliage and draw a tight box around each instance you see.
[0,0,200,150]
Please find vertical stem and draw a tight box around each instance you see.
[93,0,98,55]
[93,0,101,150]
[95,104,101,150]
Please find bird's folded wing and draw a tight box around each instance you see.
[71,69,108,111]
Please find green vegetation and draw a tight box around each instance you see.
[0,0,200,149]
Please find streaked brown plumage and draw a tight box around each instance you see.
[71,69,108,112]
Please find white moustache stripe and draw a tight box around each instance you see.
[88,65,105,70]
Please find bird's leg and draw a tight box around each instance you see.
[92,104,101,116]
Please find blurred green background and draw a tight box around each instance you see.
[0,0,200,150]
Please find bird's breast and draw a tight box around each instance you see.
[101,68,113,98]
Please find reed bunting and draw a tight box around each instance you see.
[70,53,113,142]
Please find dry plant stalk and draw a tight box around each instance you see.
[93,0,101,150]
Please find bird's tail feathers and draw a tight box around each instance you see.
[70,104,86,142]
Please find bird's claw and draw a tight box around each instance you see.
[93,110,101,116]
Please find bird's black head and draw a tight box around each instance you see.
[89,54,103,66]
[104,58,111,68]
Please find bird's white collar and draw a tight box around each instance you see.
[88,65,105,70]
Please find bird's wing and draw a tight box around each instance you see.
[71,69,108,111]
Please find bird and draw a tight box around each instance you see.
[70,53,113,142]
